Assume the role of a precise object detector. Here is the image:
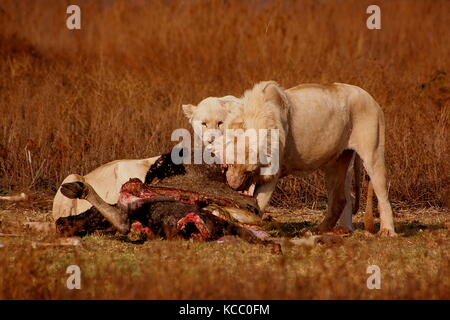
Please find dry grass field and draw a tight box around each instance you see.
[0,203,449,299]
[0,0,449,300]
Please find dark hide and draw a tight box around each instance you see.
[55,150,269,245]
[145,149,259,214]
[56,206,115,237]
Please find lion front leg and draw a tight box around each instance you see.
[335,159,356,232]
[254,178,279,213]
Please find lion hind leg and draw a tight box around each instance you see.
[364,181,375,233]
[319,150,354,233]
[360,153,396,236]
[354,145,396,236]
[350,110,396,236]
[336,152,356,232]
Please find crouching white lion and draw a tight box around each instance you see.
[224,81,396,236]
[52,156,159,219]
[182,95,242,144]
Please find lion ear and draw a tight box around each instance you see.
[219,96,241,114]
[182,104,196,121]
[263,83,289,110]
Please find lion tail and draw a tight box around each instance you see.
[353,154,361,215]
[353,153,375,233]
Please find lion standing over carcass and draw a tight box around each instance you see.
[224,81,396,236]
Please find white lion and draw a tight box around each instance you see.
[181,90,374,233]
[182,95,258,195]
[224,81,394,235]
[182,95,242,144]
[52,96,241,220]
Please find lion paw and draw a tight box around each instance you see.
[330,227,353,236]
[378,228,397,237]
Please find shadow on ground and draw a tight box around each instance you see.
[263,220,447,238]
[263,221,317,237]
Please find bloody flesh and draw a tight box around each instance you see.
[56,151,270,244]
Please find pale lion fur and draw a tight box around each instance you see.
[225,81,395,235]
[53,96,240,220]
[182,95,242,142]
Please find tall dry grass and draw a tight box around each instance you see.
[0,0,448,208]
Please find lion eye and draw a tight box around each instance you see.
[218,121,223,127]
[201,122,207,127]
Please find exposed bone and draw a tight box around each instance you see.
[0,232,21,237]
[58,179,277,246]
[31,237,82,248]
[145,185,258,213]
[207,204,261,225]
[23,222,55,233]
[144,154,260,214]
[287,234,344,247]
[0,192,28,201]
